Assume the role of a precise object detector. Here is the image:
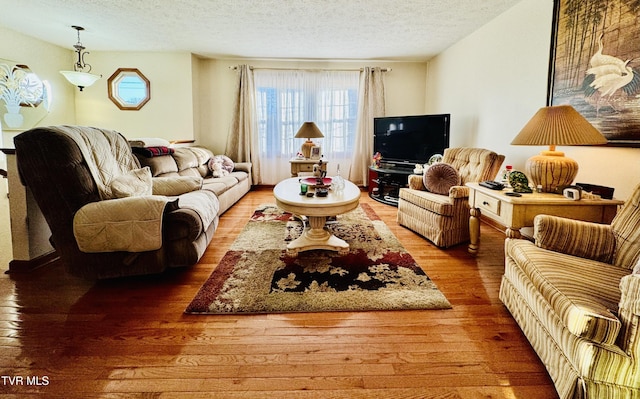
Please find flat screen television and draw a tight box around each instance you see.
[373,113,450,167]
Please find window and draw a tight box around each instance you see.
[254,70,359,184]
[107,68,150,110]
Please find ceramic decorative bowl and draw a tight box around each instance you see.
[301,177,332,187]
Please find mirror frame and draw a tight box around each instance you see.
[107,68,150,110]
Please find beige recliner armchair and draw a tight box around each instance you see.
[502,183,640,398]
[397,147,505,248]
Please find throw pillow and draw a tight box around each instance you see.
[207,157,228,178]
[131,146,174,158]
[110,167,153,198]
[423,162,461,195]
[216,155,235,173]
[207,155,235,177]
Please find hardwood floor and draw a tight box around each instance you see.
[0,188,558,398]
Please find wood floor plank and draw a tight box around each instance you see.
[0,188,558,398]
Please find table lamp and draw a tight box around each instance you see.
[510,105,607,193]
[295,122,324,158]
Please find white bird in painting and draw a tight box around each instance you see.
[583,34,640,115]
[588,59,634,96]
[589,34,627,71]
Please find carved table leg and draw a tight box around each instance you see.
[285,215,350,255]
[468,207,481,255]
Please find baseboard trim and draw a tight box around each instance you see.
[480,215,505,233]
[7,251,60,274]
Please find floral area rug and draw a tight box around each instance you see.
[185,203,451,314]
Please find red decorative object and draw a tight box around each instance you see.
[301,177,332,186]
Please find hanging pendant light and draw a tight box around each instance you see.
[59,26,101,91]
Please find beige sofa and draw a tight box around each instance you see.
[501,183,640,399]
[14,126,251,280]
[134,146,252,215]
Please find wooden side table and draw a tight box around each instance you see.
[466,182,624,254]
[289,158,328,177]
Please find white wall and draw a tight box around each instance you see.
[426,0,640,201]
[76,52,195,141]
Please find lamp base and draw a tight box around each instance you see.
[301,139,315,159]
[525,150,578,193]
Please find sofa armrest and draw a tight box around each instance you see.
[618,274,640,356]
[233,162,252,173]
[449,185,469,199]
[73,196,169,252]
[407,174,425,191]
[534,214,615,263]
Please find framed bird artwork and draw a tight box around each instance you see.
[548,0,640,147]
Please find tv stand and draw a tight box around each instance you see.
[368,165,414,206]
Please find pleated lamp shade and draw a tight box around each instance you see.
[295,122,324,158]
[511,105,607,192]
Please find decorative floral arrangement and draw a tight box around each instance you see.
[0,63,42,108]
[372,152,382,168]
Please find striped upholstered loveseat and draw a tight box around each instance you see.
[501,183,640,399]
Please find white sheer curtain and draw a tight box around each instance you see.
[349,67,386,185]
[253,69,360,184]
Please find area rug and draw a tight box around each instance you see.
[185,203,451,314]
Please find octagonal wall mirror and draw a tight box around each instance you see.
[107,68,150,110]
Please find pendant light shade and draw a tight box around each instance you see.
[59,26,101,91]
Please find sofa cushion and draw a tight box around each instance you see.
[152,176,203,196]
[178,168,204,178]
[423,163,460,195]
[202,176,240,197]
[398,188,454,216]
[506,239,627,345]
[173,147,213,177]
[229,171,249,182]
[109,167,153,198]
[136,154,179,177]
[202,181,228,197]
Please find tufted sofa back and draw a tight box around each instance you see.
[442,147,505,184]
[136,147,213,178]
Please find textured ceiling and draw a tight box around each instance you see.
[0,0,521,61]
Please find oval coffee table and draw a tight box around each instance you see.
[273,177,361,256]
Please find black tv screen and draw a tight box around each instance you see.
[374,114,450,166]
